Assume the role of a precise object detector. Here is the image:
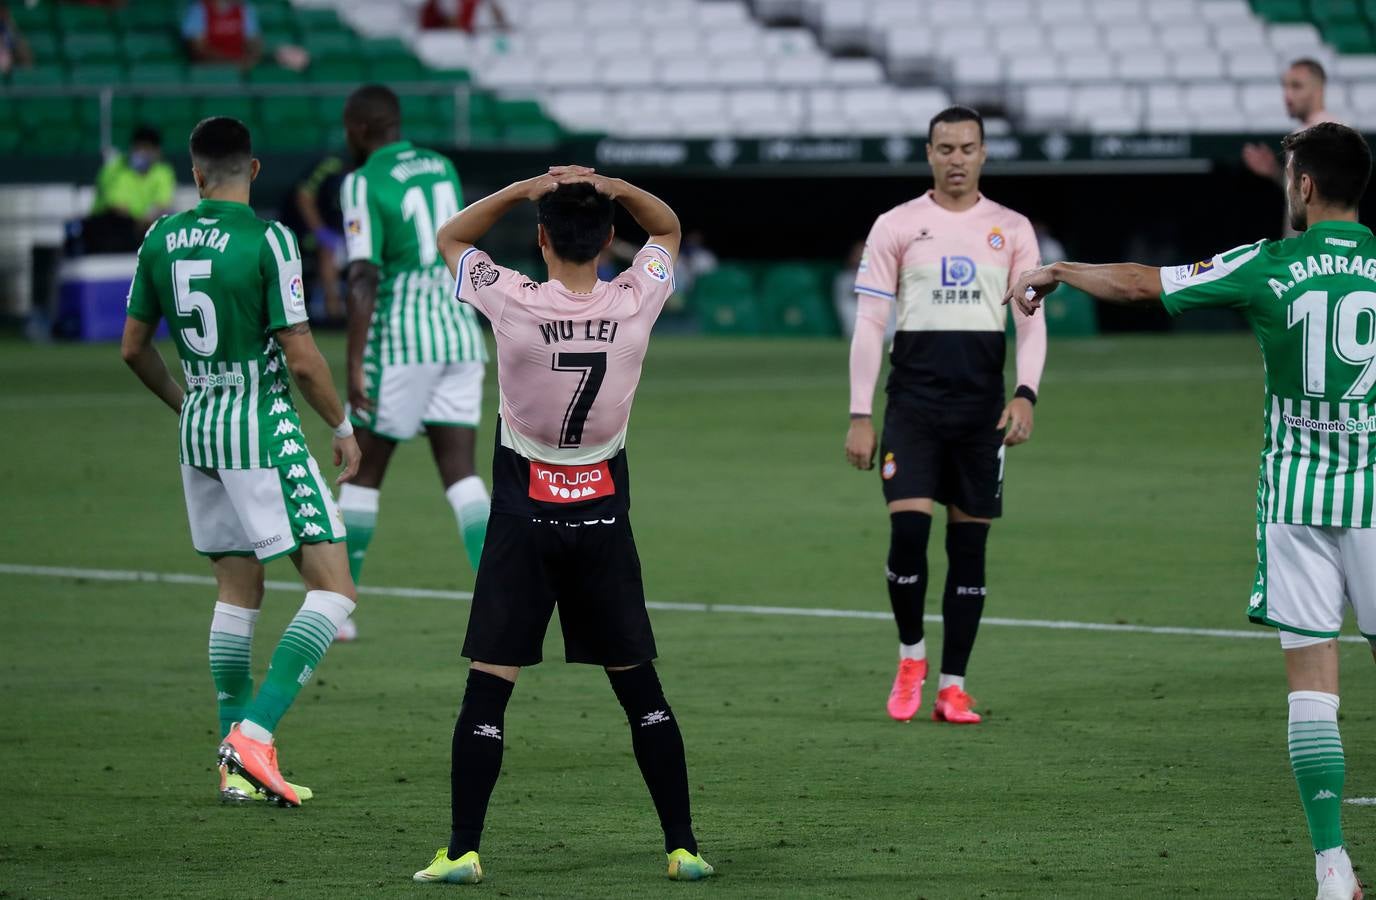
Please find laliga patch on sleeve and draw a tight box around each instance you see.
[288,274,306,312]
[347,218,362,235]
[643,257,670,282]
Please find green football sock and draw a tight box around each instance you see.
[242,591,355,736]
[209,602,258,740]
[1289,691,1345,853]
[446,476,489,572]
[338,484,379,583]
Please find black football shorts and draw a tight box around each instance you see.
[462,512,658,667]
[878,401,1006,518]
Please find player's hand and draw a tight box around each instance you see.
[1003,265,1060,316]
[347,366,372,414]
[998,397,1034,447]
[517,173,560,201]
[552,170,621,197]
[548,164,595,177]
[1241,142,1281,180]
[845,417,877,470]
[333,433,362,484]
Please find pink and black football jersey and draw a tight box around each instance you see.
[456,243,675,517]
[855,192,1039,406]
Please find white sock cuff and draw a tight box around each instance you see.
[938,673,965,690]
[1288,690,1340,724]
[338,483,380,513]
[446,475,489,508]
[899,640,926,661]
[302,590,356,627]
[211,601,260,637]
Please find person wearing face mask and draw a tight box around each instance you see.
[85,125,177,253]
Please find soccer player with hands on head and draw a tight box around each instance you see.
[409,165,713,885]
[1007,122,1374,900]
[121,117,360,808]
[847,105,1047,727]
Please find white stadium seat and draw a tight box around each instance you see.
[1227,50,1283,81]
[1118,52,1171,83]
[1007,57,1063,83]
[1062,53,1116,82]
[1172,53,1227,80]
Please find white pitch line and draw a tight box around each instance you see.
[1345,798,1376,806]
[1,562,1368,645]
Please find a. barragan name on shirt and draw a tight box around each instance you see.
[1270,253,1376,298]
[390,158,447,182]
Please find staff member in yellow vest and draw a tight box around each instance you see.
[84,125,177,253]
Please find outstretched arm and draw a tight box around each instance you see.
[120,318,184,414]
[1005,261,1162,317]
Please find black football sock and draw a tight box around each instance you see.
[940,522,991,678]
[448,668,515,859]
[607,664,698,855]
[887,511,933,646]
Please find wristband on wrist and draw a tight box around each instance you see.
[333,418,355,439]
[1014,385,1038,405]
[849,412,872,420]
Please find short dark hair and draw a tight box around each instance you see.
[344,84,402,137]
[928,105,985,144]
[1282,122,1372,209]
[1290,57,1327,83]
[189,116,253,185]
[537,183,614,264]
[131,124,162,148]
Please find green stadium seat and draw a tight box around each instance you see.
[16,96,79,128]
[68,63,127,85]
[359,37,412,62]
[247,64,307,85]
[430,67,473,83]
[257,123,326,152]
[1363,0,1376,22]
[0,128,21,154]
[1312,0,1364,23]
[256,5,300,37]
[693,267,762,335]
[308,60,365,82]
[367,57,428,81]
[408,124,456,148]
[314,93,350,129]
[186,65,244,85]
[122,32,182,64]
[1324,20,1375,49]
[496,98,548,126]
[25,126,89,156]
[118,3,182,31]
[8,63,67,86]
[464,119,503,145]
[294,8,348,32]
[22,30,61,59]
[54,4,111,31]
[502,121,562,145]
[63,32,123,64]
[10,2,52,31]
[467,91,497,122]
[127,62,186,85]
[758,264,837,336]
[303,30,357,61]
[138,96,200,127]
[260,95,315,126]
[1251,0,1312,21]
[1042,286,1099,337]
[200,96,258,125]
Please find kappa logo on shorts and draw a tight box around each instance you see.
[469,260,500,291]
[881,452,897,480]
[529,460,616,504]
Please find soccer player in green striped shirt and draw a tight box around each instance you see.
[121,117,361,808]
[1007,122,1374,900]
[337,85,490,637]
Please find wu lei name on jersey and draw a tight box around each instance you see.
[538,319,622,345]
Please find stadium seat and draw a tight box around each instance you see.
[693,266,763,335]
[759,264,836,335]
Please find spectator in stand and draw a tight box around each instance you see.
[0,3,33,74]
[83,125,176,253]
[675,229,719,300]
[1242,58,1342,182]
[279,154,349,322]
[419,0,508,32]
[183,0,263,69]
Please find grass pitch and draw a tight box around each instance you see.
[1,333,1372,899]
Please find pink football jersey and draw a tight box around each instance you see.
[456,243,674,465]
[853,191,1041,406]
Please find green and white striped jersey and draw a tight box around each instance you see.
[340,141,486,366]
[1161,220,1376,527]
[126,199,312,470]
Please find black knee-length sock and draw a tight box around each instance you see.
[608,664,698,855]
[940,522,990,677]
[448,668,515,858]
[887,511,932,645]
